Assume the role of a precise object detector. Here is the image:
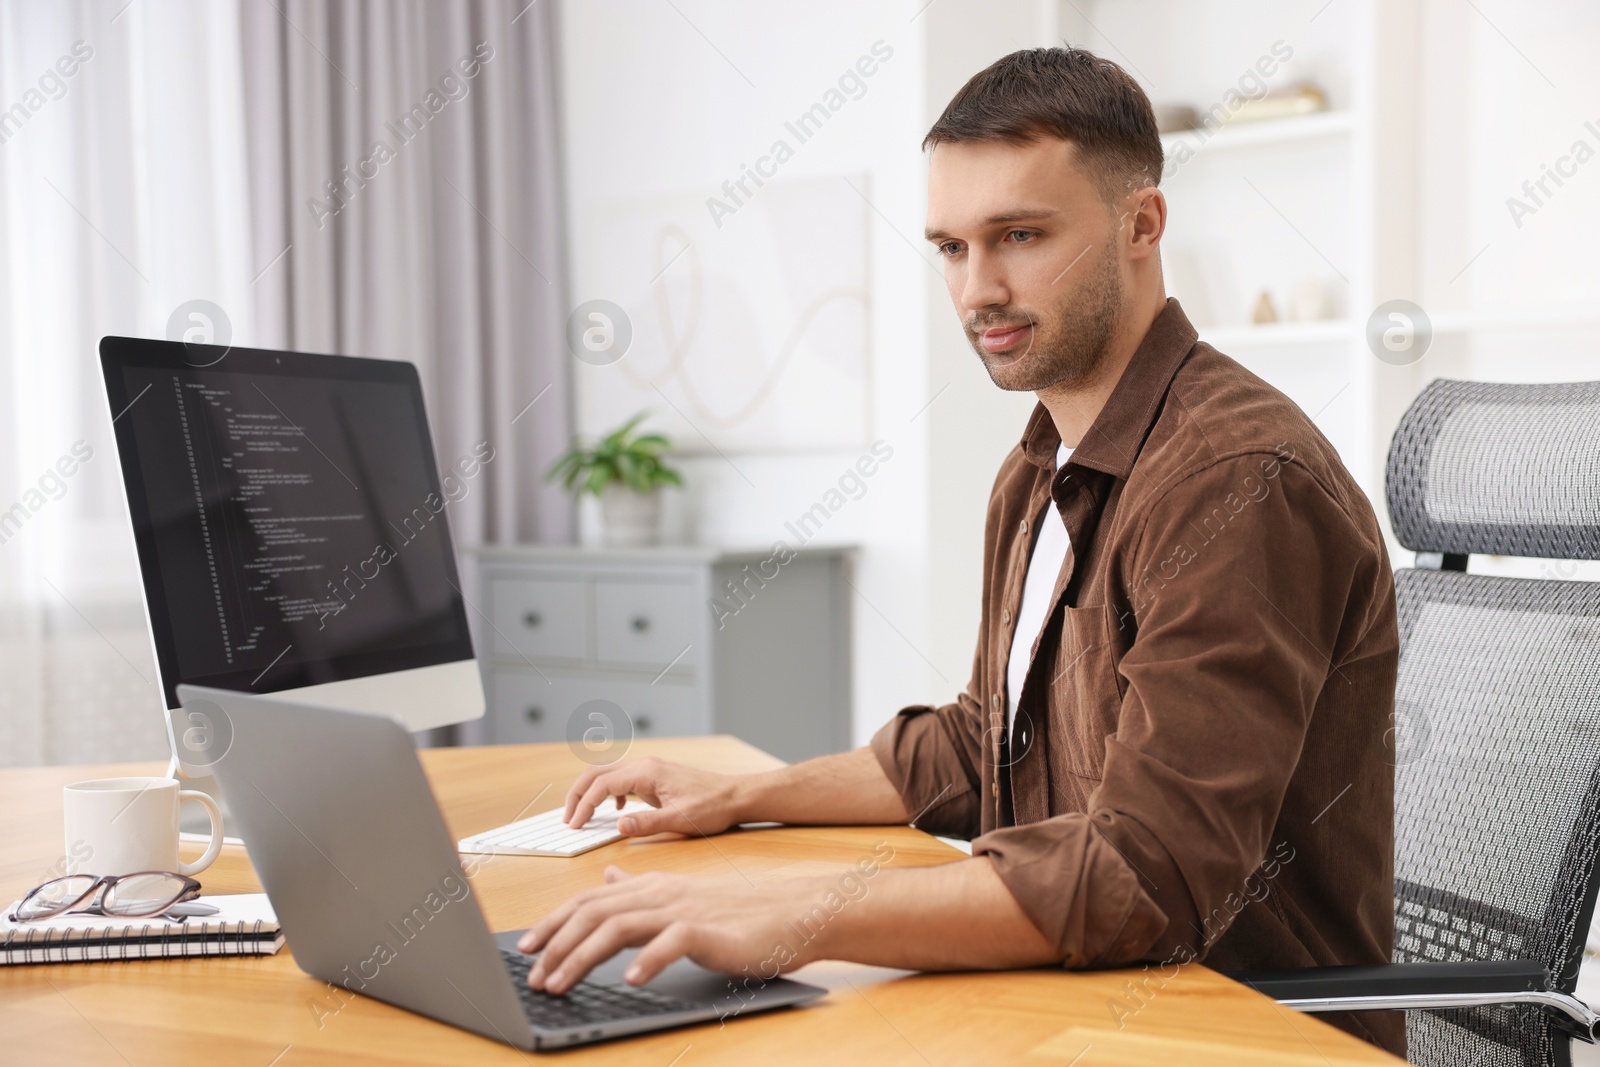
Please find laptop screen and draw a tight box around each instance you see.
[101,337,476,707]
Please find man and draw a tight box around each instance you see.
[518,47,1401,1056]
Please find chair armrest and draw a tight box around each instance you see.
[1225,960,1549,1000]
[1223,961,1597,1043]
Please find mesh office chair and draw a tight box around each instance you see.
[1231,379,1600,1066]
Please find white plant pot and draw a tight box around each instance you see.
[599,486,661,547]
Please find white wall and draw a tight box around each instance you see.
[1413,0,1600,584]
[1415,0,1600,339]
[555,0,1051,745]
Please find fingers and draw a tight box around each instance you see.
[617,805,678,837]
[516,869,655,955]
[567,769,643,829]
[563,757,673,828]
[527,881,664,989]
[517,878,624,952]
[561,766,607,823]
[538,912,671,995]
[516,902,573,954]
[622,921,697,986]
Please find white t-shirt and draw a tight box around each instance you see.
[1006,442,1073,735]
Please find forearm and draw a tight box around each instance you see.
[732,746,910,826]
[805,857,1056,971]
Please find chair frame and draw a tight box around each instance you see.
[1227,959,1599,1043]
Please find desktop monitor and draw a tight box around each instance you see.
[99,336,484,775]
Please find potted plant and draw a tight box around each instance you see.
[547,412,683,547]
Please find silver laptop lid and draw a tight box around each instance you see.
[182,684,531,1048]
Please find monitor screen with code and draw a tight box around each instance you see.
[101,337,477,707]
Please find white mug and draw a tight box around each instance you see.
[63,777,224,878]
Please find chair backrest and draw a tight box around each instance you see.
[1387,379,1600,1067]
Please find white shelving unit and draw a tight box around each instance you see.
[1432,305,1600,335]
[1159,109,1355,156]
[1202,318,1353,351]
[1058,0,1422,519]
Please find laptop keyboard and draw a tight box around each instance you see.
[502,950,699,1030]
[458,799,658,858]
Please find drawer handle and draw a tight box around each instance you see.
[523,611,542,628]
[635,715,652,732]
[630,616,650,633]
[525,706,544,724]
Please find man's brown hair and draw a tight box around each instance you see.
[923,47,1163,204]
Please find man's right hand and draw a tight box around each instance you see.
[562,756,747,837]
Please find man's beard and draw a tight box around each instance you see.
[967,241,1124,393]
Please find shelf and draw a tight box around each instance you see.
[1200,319,1352,350]
[1161,110,1354,159]
[1430,306,1600,334]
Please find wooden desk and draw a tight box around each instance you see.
[0,738,1404,1065]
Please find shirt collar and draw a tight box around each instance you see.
[1020,297,1199,478]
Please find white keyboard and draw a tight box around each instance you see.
[456,799,657,858]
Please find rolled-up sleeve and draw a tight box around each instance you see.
[972,812,1173,965]
[869,690,983,840]
[971,455,1382,967]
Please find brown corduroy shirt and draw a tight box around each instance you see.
[870,299,1402,1056]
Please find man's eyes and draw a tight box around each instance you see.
[936,231,1038,257]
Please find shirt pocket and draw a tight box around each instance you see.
[1047,602,1122,782]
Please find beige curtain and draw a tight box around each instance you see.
[0,0,254,766]
[0,0,571,766]
[237,0,573,547]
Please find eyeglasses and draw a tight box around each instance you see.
[9,871,202,923]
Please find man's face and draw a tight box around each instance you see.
[925,137,1128,392]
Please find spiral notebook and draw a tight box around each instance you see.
[0,893,283,965]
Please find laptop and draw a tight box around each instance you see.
[182,683,827,1050]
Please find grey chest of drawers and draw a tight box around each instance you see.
[463,545,852,764]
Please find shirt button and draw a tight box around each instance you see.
[1019,519,1029,534]
[1002,608,1011,624]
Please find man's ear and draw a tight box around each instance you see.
[1122,187,1166,260]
